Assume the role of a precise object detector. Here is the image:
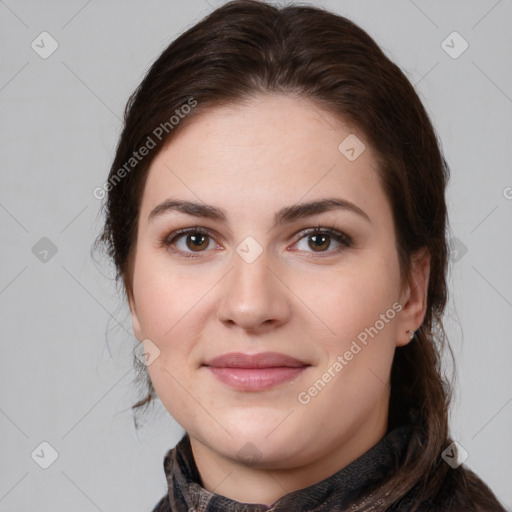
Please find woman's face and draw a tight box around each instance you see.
[128,94,427,475]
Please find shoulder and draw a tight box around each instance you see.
[395,464,508,511]
[436,464,507,511]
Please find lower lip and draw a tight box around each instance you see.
[205,366,308,391]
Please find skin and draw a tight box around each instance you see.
[128,93,430,506]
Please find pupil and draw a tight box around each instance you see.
[188,233,208,251]
[310,234,329,251]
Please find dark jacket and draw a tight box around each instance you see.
[150,425,507,511]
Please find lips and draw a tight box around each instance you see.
[203,352,310,391]
[203,351,309,369]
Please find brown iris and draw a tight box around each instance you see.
[186,233,210,251]
[308,233,330,252]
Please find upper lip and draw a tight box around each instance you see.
[203,352,310,368]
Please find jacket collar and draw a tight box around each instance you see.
[162,424,413,512]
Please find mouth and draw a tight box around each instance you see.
[202,352,311,391]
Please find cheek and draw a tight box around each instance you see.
[294,265,399,419]
[134,260,208,427]
[132,252,205,340]
[147,361,203,436]
[291,255,401,350]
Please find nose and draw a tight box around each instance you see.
[216,245,292,333]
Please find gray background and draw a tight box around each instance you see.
[1,0,511,510]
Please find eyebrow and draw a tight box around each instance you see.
[148,197,371,225]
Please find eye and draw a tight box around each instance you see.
[163,227,219,258]
[162,226,353,259]
[291,227,353,257]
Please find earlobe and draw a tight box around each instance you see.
[396,248,430,347]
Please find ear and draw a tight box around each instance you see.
[395,247,430,347]
[127,289,143,342]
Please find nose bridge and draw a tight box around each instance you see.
[216,238,290,330]
[233,241,273,290]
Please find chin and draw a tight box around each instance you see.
[214,418,301,462]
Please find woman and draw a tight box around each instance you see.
[95,1,507,510]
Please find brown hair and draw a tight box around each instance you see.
[95,1,503,509]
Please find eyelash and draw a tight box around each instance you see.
[161,226,353,259]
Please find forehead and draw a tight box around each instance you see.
[139,94,391,228]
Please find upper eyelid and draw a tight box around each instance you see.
[165,226,351,249]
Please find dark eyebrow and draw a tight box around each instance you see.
[148,200,227,222]
[148,197,371,225]
[274,197,371,225]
